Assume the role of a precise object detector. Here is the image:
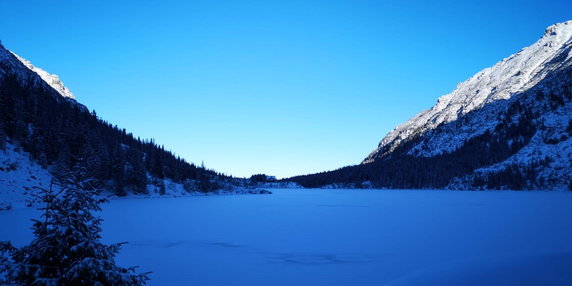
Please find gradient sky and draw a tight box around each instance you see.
[1,0,570,178]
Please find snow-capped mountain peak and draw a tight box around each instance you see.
[10,52,75,99]
[543,20,572,42]
[364,20,572,163]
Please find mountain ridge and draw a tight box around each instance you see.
[363,20,572,163]
[11,51,75,99]
[289,21,572,190]
[0,44,77,102]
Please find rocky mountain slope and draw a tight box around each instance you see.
[0,45,76,102]
[364,20,572,163]
[290,21,572,190]
[11,52,75,99]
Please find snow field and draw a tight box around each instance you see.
[2,188,571,285]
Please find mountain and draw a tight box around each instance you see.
[364,20,572,163]
[289,21,572,190]
[11,52,75,100]
[0,46,76,101]
[0,43,239,208]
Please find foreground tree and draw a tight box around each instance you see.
[0,162,150,285]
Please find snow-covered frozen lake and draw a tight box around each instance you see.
[2,189,572,285]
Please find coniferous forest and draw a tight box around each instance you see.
[0,72,232,196]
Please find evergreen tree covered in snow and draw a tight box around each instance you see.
[0,160,150,285]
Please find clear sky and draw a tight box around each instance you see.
[1,0,570,178]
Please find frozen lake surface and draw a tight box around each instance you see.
[2,189,572,285]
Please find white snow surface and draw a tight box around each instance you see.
[364,20,572,162]
[0,142,52,209]
[1,188,571,285]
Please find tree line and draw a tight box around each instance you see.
[0,72,232,195]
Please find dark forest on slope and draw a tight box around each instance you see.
[287,65,572,190]
[0,72,233,195]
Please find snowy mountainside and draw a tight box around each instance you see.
[364,20,572,162]
[0,44,76,102]
[407,41,572,159]
[11,52,75,99]
[289,21,571,190]
[445,62,572,190]
[0,140,181,209]
[361,20,572,190]
[0,142,52,209]
[0,140,267,209]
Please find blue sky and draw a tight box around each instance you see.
[1,0,570,178]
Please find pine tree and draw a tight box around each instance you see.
[0,126,5,151]
[125,148,147,194]
[0,161,150,285]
